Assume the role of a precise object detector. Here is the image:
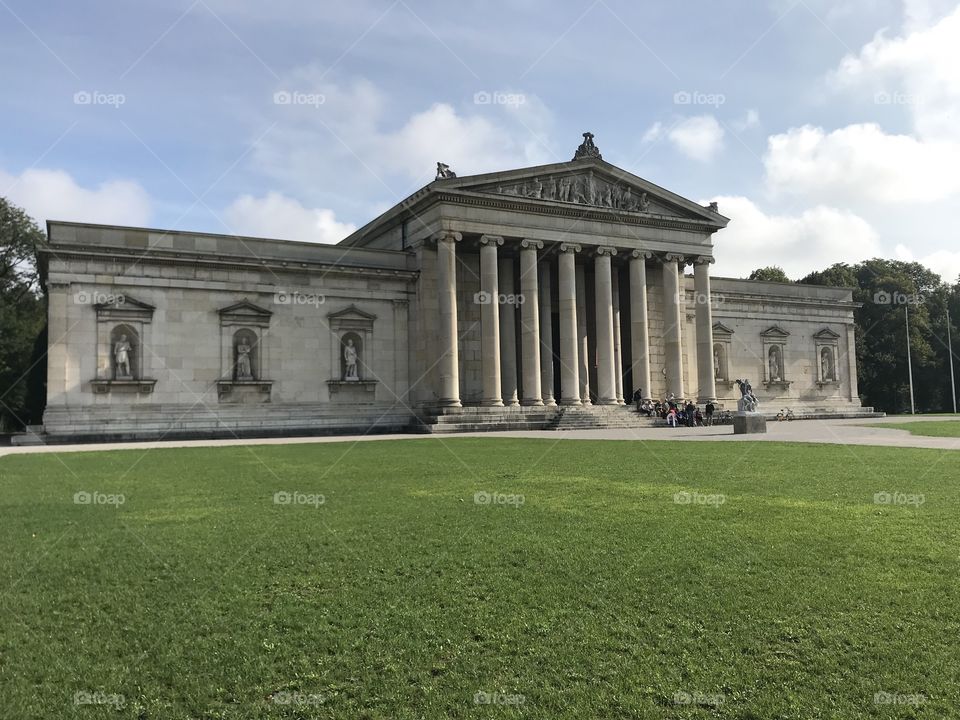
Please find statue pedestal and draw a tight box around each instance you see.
[734,413,767,435]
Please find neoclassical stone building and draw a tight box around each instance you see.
[37,134,873,441]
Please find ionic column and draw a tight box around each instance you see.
[594,247,618,405]
[558,244,581,405]
[436,231,462,407]
[612,266,624,405]
[630,250,653,400]
[575,262,592,405]
[693,257,717,403]
[539,260,556,406]
[661,253,686,399]
[498,255,519,406]
[479,235,503,406]
[519,239,543,406]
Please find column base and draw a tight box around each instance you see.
[596,397,619,406]
[436,399,462,408]
[480,399,505,407]
[560,397,582,406]
[543,398,558,406]
[697,396,717,404]
[521,398,544,406]
[503,399,520,407]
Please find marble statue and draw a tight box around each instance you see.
[821,347,835,381]
[235,339,253,380]
[343,338,359,381]
[714,347,721,378]
[768,346,782,381]
[638,192,650,212]
[542,178,557,200]
[114,334,132,379]
[736,378,760,413]
[528,177,542,199]
[436,162,456,180]
[707,201,719,212]
[558,177,572,202]
[572,131,603,160]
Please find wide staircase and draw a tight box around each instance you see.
[412,404,660,433]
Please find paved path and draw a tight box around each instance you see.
[1,416,958,457]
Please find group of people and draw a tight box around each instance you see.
[631,390,719,427]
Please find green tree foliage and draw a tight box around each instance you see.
[0,198,46,431]
[800,259,959,413]
[748,266,791,283]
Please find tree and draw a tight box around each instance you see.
[748,266,791,283]
[0,198,46,431]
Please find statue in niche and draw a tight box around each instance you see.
[114,334,133,379]
[638,192,651,212]
[343,338,359,381]
[235,339,254,380]
[768,346,782,381]
[821,347,835,381]
[714,347,722,379]
[558,177,572,202]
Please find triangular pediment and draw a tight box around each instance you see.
[813,327,842,340]
[434,158,728,226]
[327,304,377,322]
[760,325,791,338]
[94,294,154,311]
[713,322,735,336]
[219,300,272,317]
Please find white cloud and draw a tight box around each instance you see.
[223,192,356,244]
[894,243,960,283]
[667,115,724,162]
[733,109,760,132]
[764,123,960,203]
[641,121,664,143]
[709,196,881,279]
[0,168,151,228]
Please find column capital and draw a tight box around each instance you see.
[432,230,462,244]
[595,246,618,257]
[521,238,544,250]
[694,255,715,265]
[631,249,653,260]
[479,234,503,246]
[663,252,686,264]
[559,242,581,254]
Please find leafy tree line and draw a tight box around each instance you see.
[0,198,46,431]
[750,264,960,413]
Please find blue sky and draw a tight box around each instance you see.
[2,0,959,280]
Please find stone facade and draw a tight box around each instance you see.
[37,142,871,441]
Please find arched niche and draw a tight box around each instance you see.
[232,328,260,381]
[110,323,139,379]
[340,331,363,381]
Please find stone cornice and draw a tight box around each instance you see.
[41,246,419,282]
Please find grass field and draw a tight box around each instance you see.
[871,419,960,438]
[2,438,958,718]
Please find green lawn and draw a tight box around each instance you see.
[872,420,960,437]
[2,438,958,719]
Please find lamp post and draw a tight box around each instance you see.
[905,304,916,415]
[948,306,958,414]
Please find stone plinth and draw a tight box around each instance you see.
[734,413,767,435]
